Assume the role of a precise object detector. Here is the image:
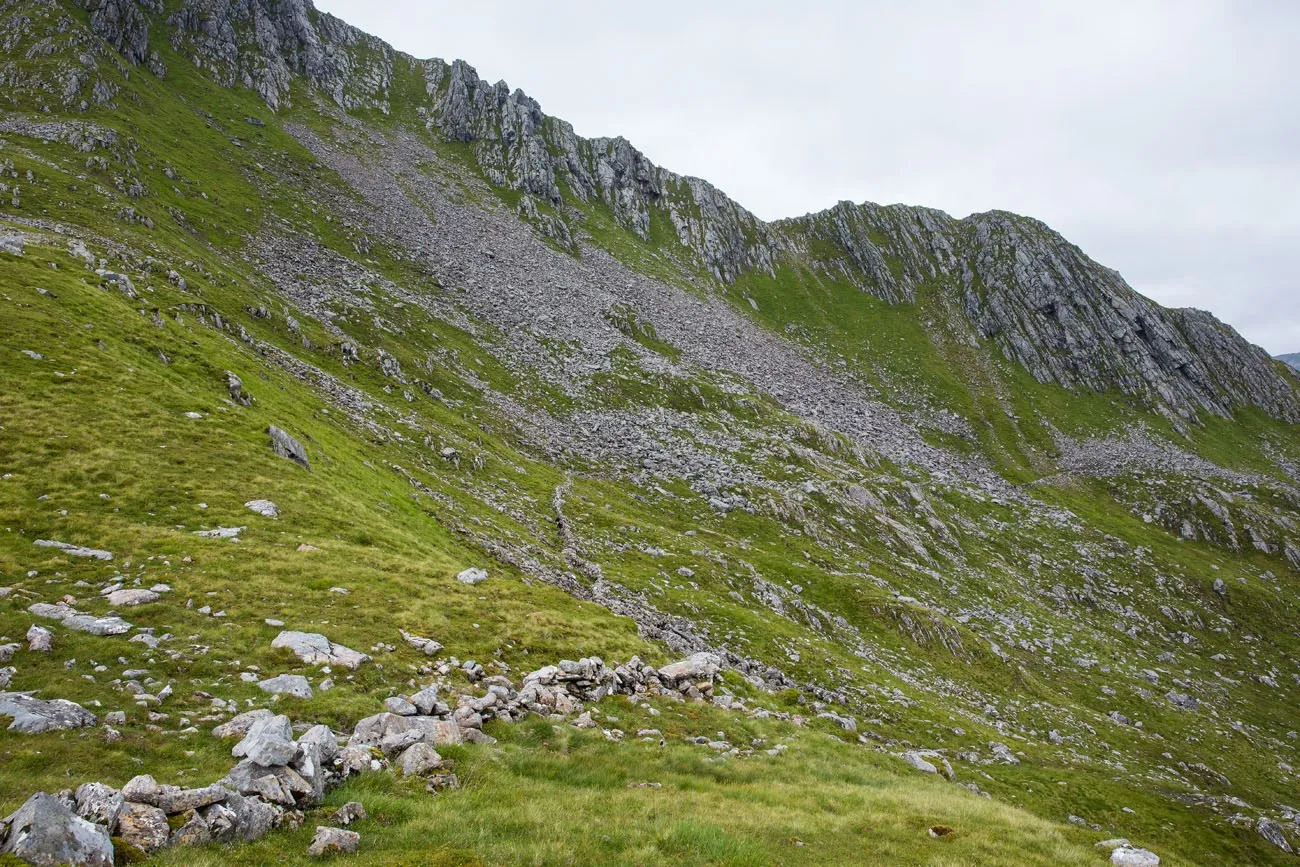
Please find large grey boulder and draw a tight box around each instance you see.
[199,791,279,843]
[0,693,98,733]
[348,712,462,751]
[232,714,299,766]
[267,425,310,469]
[656,652,722,685]
[271,631,369,669]
[257,673,313,698]
[1,792,114,866]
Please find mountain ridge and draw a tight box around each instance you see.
[40,0,1299,427]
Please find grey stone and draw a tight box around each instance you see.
[114,801,170,853]
[233,714,299,766]
[0,692,97,733]
[332,802,367,826]
[258,674,313,698]
[26,625,52,653]
[268,425,310,469]
[455,567,489,585]
[32,539,113,560]
[1256,817,1293,853]
[307,825,359,856]
[271,631,369,669]
[1,792,114,867]
[397,742,443,776]
[103,588,158,607]
[245,499,280,517]
[73,782,124,827]
[213,708,274,739]
[1110,847,1160,867]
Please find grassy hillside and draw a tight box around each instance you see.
[1,2,1298,865]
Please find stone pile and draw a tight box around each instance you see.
[0,650,724,865]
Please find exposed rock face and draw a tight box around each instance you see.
[64,0,1299,424]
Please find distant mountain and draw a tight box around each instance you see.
[1278,352,1300,371]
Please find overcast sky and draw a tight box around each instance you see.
[317,0,1299,355]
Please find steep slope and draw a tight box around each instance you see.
[0,2,1298,866]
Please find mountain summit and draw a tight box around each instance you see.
[1,2,1298,865]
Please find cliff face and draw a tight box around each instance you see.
[35,0,1300,423]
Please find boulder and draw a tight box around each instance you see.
[32,539,113,560]
[409,685,442,715]
[348,712,463,750]
[901,751,939,774]
[26,625,53,653]
[0,692,98,733]
[0,792,114,867]
[271,631,369,669]
[233,714,299,766]
[1257,817,1293,853]
[307,825,359,856]
[213,708,274,739]
[268,425,310,469]
[400,630,443,656]
[104,589,159,607]
[1111,847,1160,866]
[258,674,314,698]
[114,801,170,853]
[245,499,280,517]
[656,652,722,685]
[332,802,367,826]
[456,567,489,585]
[398,742,443,776]
[169,809,212,847]
[73,783,124,827]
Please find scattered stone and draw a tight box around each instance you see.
[271,631,369,669]
[104,588,159,607]
[33,539,112,560]
[226,371,251,405]
[307,825,359,856]
[245,499,280,518]
[195,526,244,539]
[455,567,489,585]
[332,802,367,826]
[232,714,300,768]
[26,624,53,652]
[901,751,939,774]
[257,674,313,699]
[1257,817,1293,853]
[0,692,98,733]
[1110,847,1160,866]
[0,792,114,867]
[268,425,310,469]
[74,782,124,827]
[401,630,443,656]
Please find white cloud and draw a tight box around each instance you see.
[315,0,1300,355]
